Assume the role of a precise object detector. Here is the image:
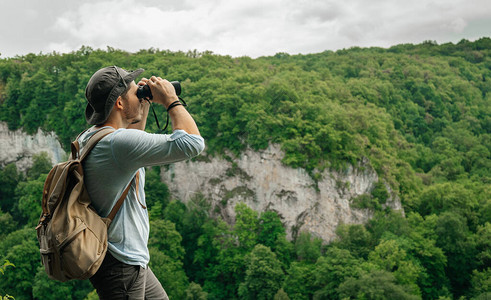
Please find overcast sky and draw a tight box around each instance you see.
[1,0,490,58]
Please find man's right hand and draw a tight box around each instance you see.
[144,76,179,109]
[140,75,200,136]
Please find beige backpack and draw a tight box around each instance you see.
[36,128,131,282]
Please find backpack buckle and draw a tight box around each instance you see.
[36,213,51,230]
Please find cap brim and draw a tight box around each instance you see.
[124,68,144,85]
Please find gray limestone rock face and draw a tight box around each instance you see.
[0,122,65,172]
[162,144,403,242]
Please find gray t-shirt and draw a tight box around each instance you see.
[78,127,205,268]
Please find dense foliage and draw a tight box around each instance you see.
[0,38,490,299]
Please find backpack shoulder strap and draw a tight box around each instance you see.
[74,128,115,161]
[71,129,89,160]
[106,178,133,221]
[106,169,145,220]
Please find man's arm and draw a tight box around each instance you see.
[167,104,200,135]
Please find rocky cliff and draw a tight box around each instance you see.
[0,122,65,172]
[162,144,403,242]
[0,123,403,241]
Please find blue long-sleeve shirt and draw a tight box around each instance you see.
[79,127,205,268]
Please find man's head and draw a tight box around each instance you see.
[85,66,144,125]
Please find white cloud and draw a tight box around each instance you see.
[1,0,491,58]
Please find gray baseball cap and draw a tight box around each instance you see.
[85,66,144,125]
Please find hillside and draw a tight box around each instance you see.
[0,39,490,299]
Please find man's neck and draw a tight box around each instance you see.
[95,119,127,130]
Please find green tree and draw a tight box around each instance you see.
[313,247,365,300]
[0,212,17,241]
[367,210,409,245]
[149,247,189,300]
[148,219,188,298]
[32,268,71,299]
[149,219,185,261]
[15,174,46,226]
[282,261,317,300]
[32,266,93,300]
[144,166,170,210]
[238,244,284,300]
[294,231,323,263]
[0,228,35,257]
[0,239,40,300]
[0,164,22,214]
[334,223,374,259]
[192,218,227,287]
[434,212,478,297]
[469,268,491,299]
[176,195,212,283]
[416,182,479,228]
[475,222,491,270]
[201,204,260,299]
[257,210,286,249]
[84,290,99,300]
[1,260,15,300]
[272,235,295,271]
[368,239,422,297]
[406,213,450,299]
[185,282,208,300]
[337,270,420,300]
[234,203,259,251]
[27,152,53,180]
[161,200,187,229]
[274,288,290,300]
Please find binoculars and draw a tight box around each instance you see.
[136,81,181,100]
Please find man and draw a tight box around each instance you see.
[79,66,204,299]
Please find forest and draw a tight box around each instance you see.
[0,38,490,299]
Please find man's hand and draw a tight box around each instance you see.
[144,76,179,109]
[139,75,200,136]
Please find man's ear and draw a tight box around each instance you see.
[114,96,124,110]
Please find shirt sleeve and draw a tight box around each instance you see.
[110,129,205,171]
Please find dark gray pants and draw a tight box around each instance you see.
[90,252,168,300]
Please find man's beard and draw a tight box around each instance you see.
[123,104,141,124]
